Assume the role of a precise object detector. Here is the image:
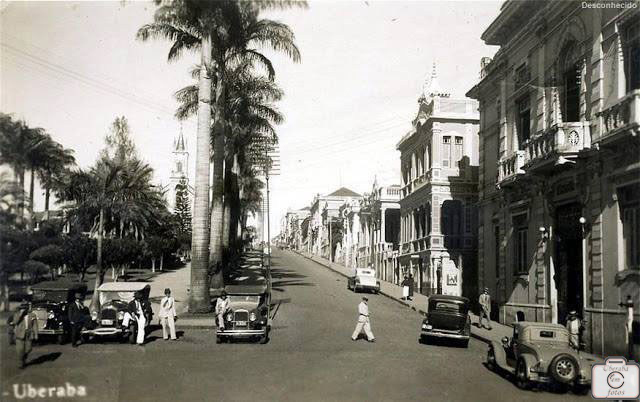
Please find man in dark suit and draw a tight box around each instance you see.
[68,292,89,347]
[127,292,152,345]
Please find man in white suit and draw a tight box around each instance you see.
[159,288,177,340]
[215,291,231,330]
[351,296,375,342]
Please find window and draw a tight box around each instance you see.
[563,61,581,122]
[513,214,528,274]
[454,137,464,167]
[620,184,640,270]
[539,330,555,338]
[442,136,451,167]
[623,21,640,92]
[516,97,530,147]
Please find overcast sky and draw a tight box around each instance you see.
[1,0,500,236]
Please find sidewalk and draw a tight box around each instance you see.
[295,250,511,346]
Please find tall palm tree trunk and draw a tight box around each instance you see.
[44,187,50,212]
[90,207,105,310]
[208,64,226,290]
[189,35,213,313]
[222,153,233,251]
[29,169,35,217]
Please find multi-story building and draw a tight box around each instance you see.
[467,0,639,356]
[308,187,362,260]
[355,180,402,284]
[397,65,480,298]
[280,207,311,250]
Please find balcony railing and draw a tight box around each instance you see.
[524,121,590,170]
[497,150,526,186]
[596,90,640,145]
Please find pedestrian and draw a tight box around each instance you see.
[159,288,177,341]
[11,300,39,369]
[127,291,152,345]
[478,287,492,330]
[402,275,409,300]
[215,291,230,330]
[408,274,414,301]
[68,291,89,347]
[566,310,585,349]
[351,296,375,342]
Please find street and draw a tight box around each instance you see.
[1,249,588,402]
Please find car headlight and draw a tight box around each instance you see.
[91,311,98,321]
[48,312,55,319]
[249,312,257,322]
[118,311,124,320]
[226,313,233,321]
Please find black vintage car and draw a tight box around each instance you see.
[419,295,471,348]
[12,281,87,345]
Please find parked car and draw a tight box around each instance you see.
[82,282,152,343]
[216,283,271,344]
[8,281,87,345]
[486,322,603,393]
[419,295,471,347]
[347,268,380,293]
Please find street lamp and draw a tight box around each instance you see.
[579,217,588,317]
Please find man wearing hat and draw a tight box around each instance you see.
[11,300,39,369]
[159,288,177,340]
[215,291,230,330]
[566,310,585,349]
[68,291,89,347]
[478,288,492,330]
[127,291,152,345]
[351,296,375,342]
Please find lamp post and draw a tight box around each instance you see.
[579,217,588,317]
[619,295,635,359]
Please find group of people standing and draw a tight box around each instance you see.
[8,287,179,369]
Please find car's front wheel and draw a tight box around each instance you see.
[549,354,578,384]
[516,359,530,390]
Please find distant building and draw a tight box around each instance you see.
[397,64,480,298]
[280,207,311,250]
[467,0,639,356]
[163,128,193,213]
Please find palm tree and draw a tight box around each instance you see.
[37,140,75,213]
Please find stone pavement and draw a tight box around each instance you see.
[294,250,512,346]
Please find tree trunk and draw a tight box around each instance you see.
[151,258,156,273]
[222,153,233,251]
[189,35,213,313]
[44,187,50,212]
[160,254,164,271]
[208,57,226,291]
[229,155,241,245]
[0,272,9,312]
[28,169,35,227]
[90,208,105,310]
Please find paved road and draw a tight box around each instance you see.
[0,250,588,401]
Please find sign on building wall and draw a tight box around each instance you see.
[441,259,461,296]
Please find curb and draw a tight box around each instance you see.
[294,250,494,345]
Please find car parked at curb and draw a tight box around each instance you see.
[216,284,271,344]
[82,282,152,343]
[486,322,603,393]
[347,268,380,294]
[419,295,470,348]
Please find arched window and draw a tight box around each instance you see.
[561,41,582,123]
[176,161,183,173]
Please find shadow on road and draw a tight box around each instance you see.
[27,352,61,367]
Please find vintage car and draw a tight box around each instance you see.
[419,295,471,348]
[347,268,380,293]
[8,281,87,345]
[82,282,152,343]
[216,283,271,344]
[486,322,603,392]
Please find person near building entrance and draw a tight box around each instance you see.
[351,296,375,342]
[478,288,492,330]
[10,300,39,369]
[126,292,152,345]
[159,288,177,340]
[215,291,231,330]
[566,310,585,349]
[402,275,410,300]
[68,292,89,347]
[408,274,415,300]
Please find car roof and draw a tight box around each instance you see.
[97,282,150,292]
[428,294,470,303]
[515,321,567,331]
[31,281,87,291]
[224,285,268,295]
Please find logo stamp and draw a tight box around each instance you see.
[592,357,640,399]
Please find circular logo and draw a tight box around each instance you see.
[607,371,625,389]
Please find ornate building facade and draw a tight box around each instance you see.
[467,0,639,356]
[397,65,480,298]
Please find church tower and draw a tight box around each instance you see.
[166,127,191,212]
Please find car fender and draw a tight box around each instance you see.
[489,341,509,369]
[519,353,538,374]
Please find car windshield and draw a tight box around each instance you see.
[432,301,464,313]
[32,290,68,303]
[228,295,260,304]
[99,291,135,305]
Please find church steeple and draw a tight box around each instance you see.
[174,125,186,153]
[171,124,189,180]
[421,61,451,101]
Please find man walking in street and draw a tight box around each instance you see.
[215,291,230,330]
[351,296,375,342]
[127,291,151,345]
[159,288,177,341]
[68,291,89,347]
[566,310,585,349]
[478,287,492,330]
[11,300,39,369]
[402,275,410,300]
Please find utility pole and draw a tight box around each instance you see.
[329,217,332,262]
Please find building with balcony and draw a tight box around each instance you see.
[467,0,639,356]
[397,64,480,298]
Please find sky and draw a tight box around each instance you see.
[1,0,501,236]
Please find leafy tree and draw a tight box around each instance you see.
[30,244,64,281]
[23,260,49,284]
[62,234,96,282]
